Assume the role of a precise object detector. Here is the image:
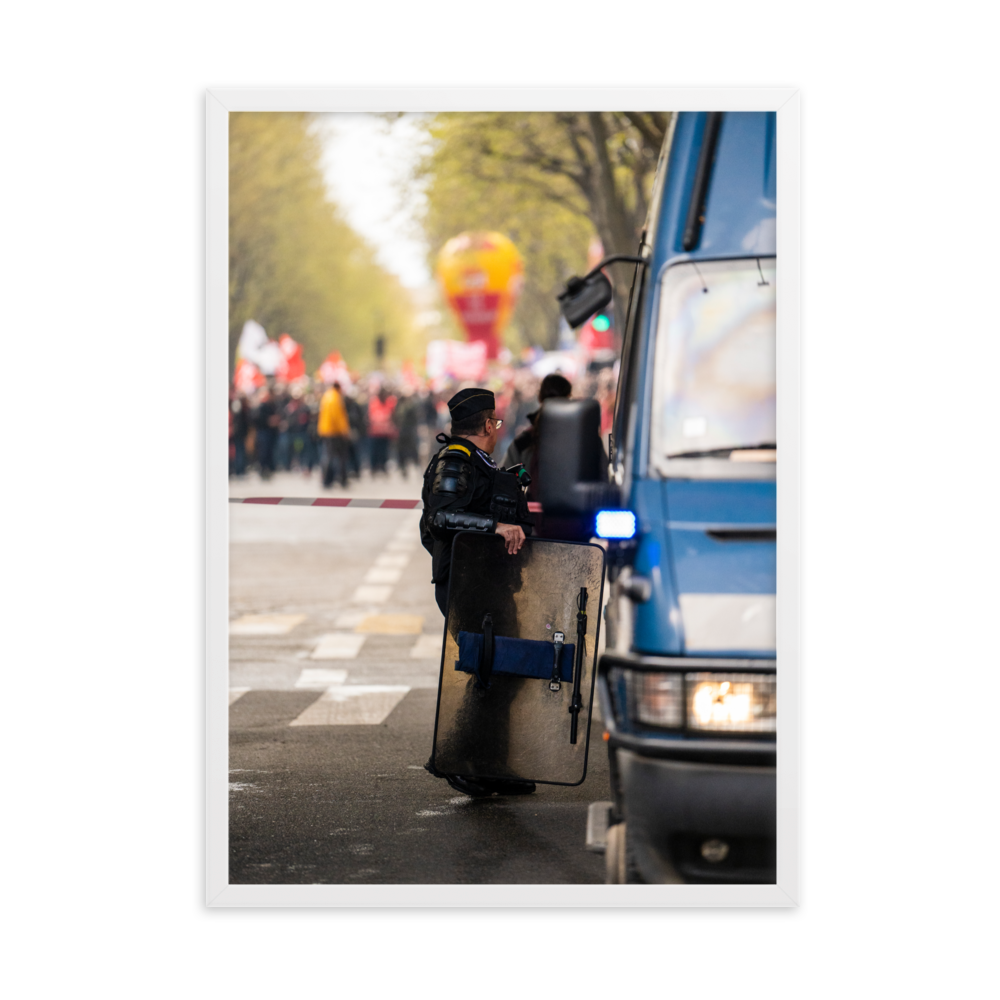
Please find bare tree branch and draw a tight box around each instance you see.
[455,161,589,217]
[470,119,588,184]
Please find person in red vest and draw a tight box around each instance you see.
[367,386,397,475]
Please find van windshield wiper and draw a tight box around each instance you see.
[667,443,777,459]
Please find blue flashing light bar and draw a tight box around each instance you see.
[595,510,637,539]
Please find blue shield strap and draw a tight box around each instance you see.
[456,631,575,685]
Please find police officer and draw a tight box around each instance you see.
[420,387,537,797]
[420,387,534,617]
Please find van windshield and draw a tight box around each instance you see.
[650,257,775,470]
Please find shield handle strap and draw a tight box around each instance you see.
[549,631,565,692]
[479,613,494,688]
[569,588,588,743]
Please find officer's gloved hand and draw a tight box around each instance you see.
[495,523,525,554]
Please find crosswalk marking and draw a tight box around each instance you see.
[229,613,306,636]
[385,540,415,552]
[363,567,403,585]
[294,668,348,688]
[309,633,368,659]
[231,509,430,702]
[354,614,424,634]
[410,634,443,659]
[374,553,410,569]
[351,584,393,604]
[333,609,369,628]
[289,685,410,726]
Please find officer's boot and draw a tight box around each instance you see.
[424,758,492,798]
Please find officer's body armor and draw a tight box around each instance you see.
[420,436,533,584]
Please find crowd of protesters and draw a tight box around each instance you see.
[229,365,617,487]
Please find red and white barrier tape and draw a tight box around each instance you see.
[229,497,544,512]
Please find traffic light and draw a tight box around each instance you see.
[591,313,611,333]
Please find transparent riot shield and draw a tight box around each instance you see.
[430,531,606,786]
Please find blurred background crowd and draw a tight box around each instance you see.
[229,364,617,487]
[224,110,671,487]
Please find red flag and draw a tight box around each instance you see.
[318,350,352,388]
[234,358,264,392]
[277,334,306,381]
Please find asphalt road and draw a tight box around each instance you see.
[229,465,610,884]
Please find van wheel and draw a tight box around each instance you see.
[605,823,644,884]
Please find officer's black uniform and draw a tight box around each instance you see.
[420,387,536,797]
[419,392,534,617]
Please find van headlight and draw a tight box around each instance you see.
[622,670,775,734]
[686,673,776,733]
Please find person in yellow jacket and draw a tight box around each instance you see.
[318,381,351,487]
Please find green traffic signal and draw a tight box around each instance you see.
[592,313,610,332]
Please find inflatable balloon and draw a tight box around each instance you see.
[436,232,523,359]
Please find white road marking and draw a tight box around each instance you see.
[229,687,251,705]
[374,553,410,569]
[309,633,368,659]
[363,567,404,585]
[333,609,369,628]
[229,613,306,636]
[385,540,416,552]
[289,685,410,726]
[410,634,443,659]
[295,668,349,688]
[351,584,393,604]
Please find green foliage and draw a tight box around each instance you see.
[416,112,669,348]
[417,113,593,350]
[229,112,417,371]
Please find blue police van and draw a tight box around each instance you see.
[544,110,777,883]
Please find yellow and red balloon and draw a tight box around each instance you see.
[436,232,523,359]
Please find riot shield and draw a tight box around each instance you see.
[430,531,606,786]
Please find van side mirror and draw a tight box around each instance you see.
[537,399,621,515]
[557,272,613,329]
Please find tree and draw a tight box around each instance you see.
[416,112,670,345]
[229,112,417,371]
